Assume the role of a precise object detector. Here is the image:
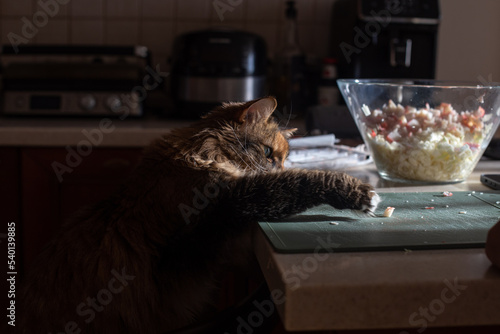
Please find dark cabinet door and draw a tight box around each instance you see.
[0,148,21,323]
[21,147,143,273]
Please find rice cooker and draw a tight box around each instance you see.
[170,28,268,117]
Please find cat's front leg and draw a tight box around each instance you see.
[217,169,380,222]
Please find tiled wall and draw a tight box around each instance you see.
[3,0,500,82]
[0,0,336,70]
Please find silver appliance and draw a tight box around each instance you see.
[170,28,268,117]
[0,45,150,117]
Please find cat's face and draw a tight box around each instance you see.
[205,97,296,172]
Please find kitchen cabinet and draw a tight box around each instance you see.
[1,145,258,328]
[0,147,144,279]
[20,147,144,272]
[0,148,21,322]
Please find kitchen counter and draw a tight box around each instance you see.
[0,116,193,147]
[0,115,309,147]
[254,160,500,332]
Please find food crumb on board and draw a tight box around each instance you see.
[404,248,413,253]
[329,221,339,225]
[383,207,395,217]
[442,191,453,197]
[459,211,467,214]
[496,201,500,204]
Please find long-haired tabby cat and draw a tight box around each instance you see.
[18,97,379,333]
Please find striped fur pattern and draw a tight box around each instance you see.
[17,97,378,333]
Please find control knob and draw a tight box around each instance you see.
[80,94,97,111]
[105,95,122,113]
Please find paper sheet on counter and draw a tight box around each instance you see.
[285,134,372,170]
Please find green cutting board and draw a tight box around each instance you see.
[258,191,500,253]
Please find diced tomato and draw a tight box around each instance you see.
[475,106,485,118]
[461,115,483,131]
[439,102,458,118]
[466,142,480,150]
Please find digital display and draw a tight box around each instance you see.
[30,95,61,110]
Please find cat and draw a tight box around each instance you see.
[17,96,380,334]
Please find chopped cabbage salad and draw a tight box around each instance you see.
[363,100,492,182]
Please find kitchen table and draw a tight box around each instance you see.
[254,159,500,332]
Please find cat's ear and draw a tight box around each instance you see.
[238,97,277,124]
[281,128,297,139]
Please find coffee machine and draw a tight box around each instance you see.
[306,0,440,137]
[330,0,440,79]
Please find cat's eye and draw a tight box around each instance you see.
[264,146,273,158]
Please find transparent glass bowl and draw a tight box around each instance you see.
[337,79,500,183]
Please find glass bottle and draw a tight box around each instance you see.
[274,0,306,117]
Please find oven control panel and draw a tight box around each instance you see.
[3,91,142,117]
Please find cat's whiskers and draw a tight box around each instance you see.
[284,103,293,129]
[232,143,267,173]
[229,127,267,173]
[246,153,267,172]
[227,143,265,173]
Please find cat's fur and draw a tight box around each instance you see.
[18,97,379,333]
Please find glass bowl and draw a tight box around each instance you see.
[337,79,500,184]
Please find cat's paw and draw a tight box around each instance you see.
[362,190,380,215]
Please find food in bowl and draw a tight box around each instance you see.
[337,79,500,183]
[363,100,493,182]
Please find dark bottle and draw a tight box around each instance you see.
[273,0,306,117]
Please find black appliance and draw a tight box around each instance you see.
[170,28,268,118]
[330,0,440,79]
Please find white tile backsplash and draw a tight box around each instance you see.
[38,0,70,17]
[71,19,104,44]
[106,0,140,18]
[176,0,210,20]
[106,20,139,45]
[0,0,333,60]
[314,0,336,23]
[142,0,175,18]
[245,22,279,58]
[1,18,26,45]
[141,20,174,56]
[1,1,499,94]
[2,0,33,17]
[36,19,69,44]
[174,21,210,37]
[295,0,317,23]
[210,0,247,22]
[71,0,104,17]
[246,0,281,22]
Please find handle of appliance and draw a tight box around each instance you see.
[390,38,412,68]
[1,44,151,63]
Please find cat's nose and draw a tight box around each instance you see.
[271,159,283,170]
